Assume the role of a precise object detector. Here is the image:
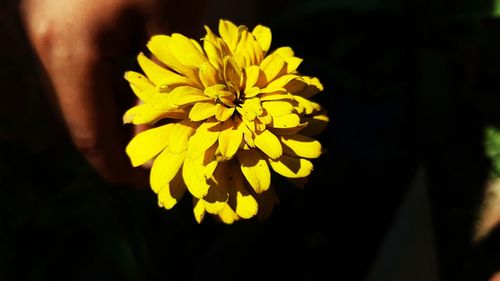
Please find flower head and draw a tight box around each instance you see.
[124,19,329,224]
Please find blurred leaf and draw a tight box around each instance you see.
[485,126,500,179]
[494,0,500,17]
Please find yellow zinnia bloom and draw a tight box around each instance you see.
[123,19,329,224]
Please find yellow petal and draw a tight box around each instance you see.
[268,155,313,178]
[238,98,263,122]
[269,123,308,136]
[137,52,193,88]
[203,143,219,179]
[187,119,221,159]
[125,124,174,167]
[167,86,211,106]
[285,57,302,74]
[193,198,206,223]
[169,33,207,67]
[280,134,322,159]
[123,104,153,124]
[150,149,187,193]
[218,19,239,51]
[217,204,239,224]
[259,91,294,102]
[254,130,283,159]
[294,95,316,115]
[147,35,201,85]
[223,56,243,90]
[244,65,260,91]
[260,54,285,83]
[264,74,298,92]
[123,100,188,125]
[202,29,223,68]
[252,24,272,54]
[282,79,305,95]
[203,192,228,215]
[257,110,272,125]
[244,87,260,98]
[252,40,265,66]
[215,104,235,122]
[218,118,243,160]
[237,149,271,193]
[183,155,210,198]
[234,182,258,219]
[262,100,294,117]
[169,120,198,154]
[199,62,220,88]
[298,76,324,98]
[233,28,261,67]
[124,71,155,101]
[204,162,230,214]
[227,161,258,219]
[272,46,294,58]
[188,101,217,121]
[270,113,301,129]
[157,169,186,209]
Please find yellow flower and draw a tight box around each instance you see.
[123,19,329,224]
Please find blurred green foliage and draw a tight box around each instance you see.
[485,127,500,179]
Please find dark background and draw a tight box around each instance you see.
[1,0,500,280]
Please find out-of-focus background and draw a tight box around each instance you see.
[1,0,500,280]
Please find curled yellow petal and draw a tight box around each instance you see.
[272,46,294,58]
[189,101,217,121]
[199,62,220,88]
[124,71,156,101]
[147,35,200,84]
[215,104,235,122]
[167,86,210,106]
[298,76,324,98]
[268,155,313,178]
[280,134,322,159]
[169,33,207,67]
[217,204,239,224]
[183,155,210,198]
[169,120,198,154]
[254,130,282,159]
[204,162,230,214]
[219,19,239,51]
[262,100,294,117]
[193,198,206,224]
[270,113,301,129]
[237,149,271,193]
[125,124,174,167]
[137,52,194,88]
[285,57,302,74]
[187,119,220,159]
[264,74,298,92]
[150,149,187,193]
[230,161,258,219]
[260,54,285,83]
[252,24,271,54]
[157,169,186,209]
[218,118,243,160]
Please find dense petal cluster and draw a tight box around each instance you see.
[124,19,329,223]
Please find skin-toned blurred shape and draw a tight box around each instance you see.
[19,0,205,188]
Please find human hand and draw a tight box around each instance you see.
[20,0,205,188]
